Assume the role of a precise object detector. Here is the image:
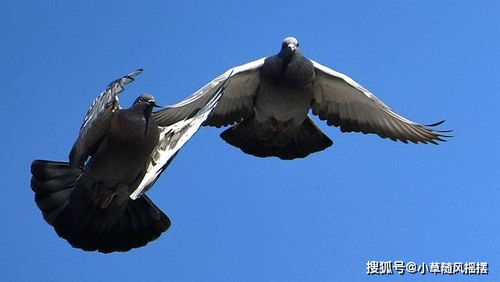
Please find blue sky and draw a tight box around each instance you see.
[1,1,499,281]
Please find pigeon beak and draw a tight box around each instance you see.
[287,44,297,53]
[149,101,163,108]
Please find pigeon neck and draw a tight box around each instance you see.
[278,48,302,68]
[277,53,297,76]
[143,105,154,135]
[131,103,154,135]
[132,103,153,115]
[278,50,294,61]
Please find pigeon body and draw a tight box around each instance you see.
[154,37,450,159]
[32,94,168,253]
[257,39,315,125]
[222,37,331,159]
[31,71,225,253]
[78,96,160,208]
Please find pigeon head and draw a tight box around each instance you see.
[132,94,161,134]
[133,94,160,107]
[280,37,299,57]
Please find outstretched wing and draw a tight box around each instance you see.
[310,60,451,144]
[153,57,265,128]
[129,77,228,200]
[69,69,143,167]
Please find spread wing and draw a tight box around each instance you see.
[310,60,451,144]
[69,69,143,167]
[153,57,265,128]
[129,77,228,200]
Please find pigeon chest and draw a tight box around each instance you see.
[110,110,159,149]
[257,59,315,123]
[261,55,315,87]
[86,111,159,182]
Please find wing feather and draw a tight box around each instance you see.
[310,60,450,144]
[153,58,265,127]
[129,77,228,200]
[69,69,143,167]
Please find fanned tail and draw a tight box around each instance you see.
[30,160,170,253]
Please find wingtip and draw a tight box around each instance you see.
[423,120,453,142]
[425,120,446,127]
[120,69,144,86]
[430,132,454,144]
[129,69,144,78]
[212,71,233,98]
[221,70,234,89]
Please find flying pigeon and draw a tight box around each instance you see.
[31,69,225,253]
[154,37,451,160]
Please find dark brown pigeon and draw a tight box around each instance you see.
[154,37,450,160]
[31,70,225,253]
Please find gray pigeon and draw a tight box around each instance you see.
[154,37,450,160]
[31,70,225,253]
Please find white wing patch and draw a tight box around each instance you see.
[129,81,226,200]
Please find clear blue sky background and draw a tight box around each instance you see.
[1,1,498,281]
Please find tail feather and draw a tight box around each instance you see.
[31,160,81,225]
[54,195,170,253]
[30,160,170,253]
[35,189,73,218]
[221,116,333,160]
[31,160,79,181]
